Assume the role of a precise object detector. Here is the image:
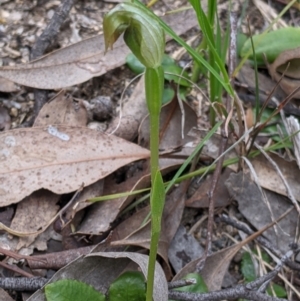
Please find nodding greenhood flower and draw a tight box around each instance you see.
[103,1,165,69]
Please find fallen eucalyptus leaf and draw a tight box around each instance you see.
[286,116,300,169]
[172,244,243,291]
[0,77,19,92]
[268,47,300,98]
[0,126,149,206]
[0,9,198,89]
[138,97,197,151]
[225,172,298,254]
[34,91,88,127]
[0,288,14,301]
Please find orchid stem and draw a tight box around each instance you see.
[145,66,165,301]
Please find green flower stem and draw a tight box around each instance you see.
[144,66,166,301]
[145,67,164,172]
[103,3,168,300]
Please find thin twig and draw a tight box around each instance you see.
[0,261,34,278]
[168,278,197,289]
[0,277,48,291]
[169,248,296,301]
[258,249,294,293]
[219,213,300,271]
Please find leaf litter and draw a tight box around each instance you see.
[0,125,150,206]
[1,0,300,300]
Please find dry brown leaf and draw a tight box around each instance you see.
[0,9,198,89]
[251,153,300,201]
[139,97,197,151]
[0,288,14,301]
[172,244,242,291]
[34,91,88,127]
[10,190,59,250]
[111,184,187,278]
[0,77,19,93]
[106,77,147,141]
[77,153,190,236]
[34,90,99,230]
[186,168,232,208]
[0,126,149,206]
[111,205,171,275]
[76,170,150,235]
[268,47,300,98]
[196,130,300,201]
[238,63,286,99]
[225,171,298,254]
[172,213,287,291]
[0,36,127,89]
[168,225,204,273]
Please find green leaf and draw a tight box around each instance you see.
[169,273,208,301]
[45,279,105,301]
[162,87,175,104]
[163,64,191,87]
[240,250,287,299]
[126,53,191,87]
[103,2,165,68]
[240,27,300,65]
[126,53,145,74]
[108,271,146,301]
[241,252,256,282]
[267,283,287,298]
[161,54,175,66]
[237,33,248,58]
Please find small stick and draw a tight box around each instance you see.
[0,277,48,291]
[0,261,34,278]
[169,246,296,301]
[220,214,300,271]
[168,278,197,289]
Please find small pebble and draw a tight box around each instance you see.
[87,121,107,132]
[10,107,18,117]
[90,96,113,121]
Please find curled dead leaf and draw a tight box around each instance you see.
[268,47,300,98]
